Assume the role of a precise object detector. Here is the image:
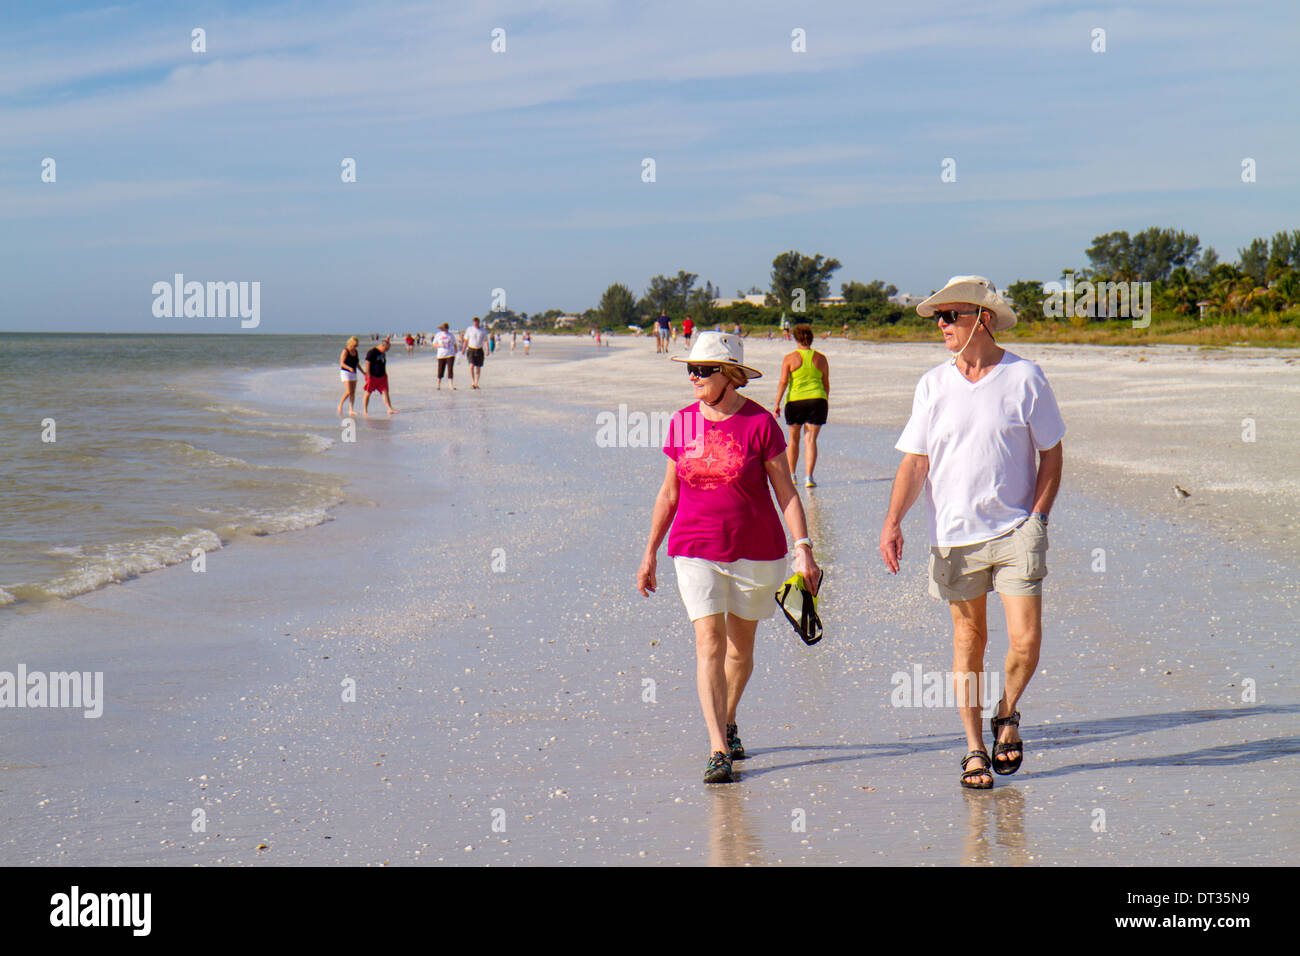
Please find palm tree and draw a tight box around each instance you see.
[1210,276,1252,316]
[1272,271,1300,311]
[1164,266,1199,315]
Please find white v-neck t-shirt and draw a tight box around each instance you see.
[896,350,1065,547]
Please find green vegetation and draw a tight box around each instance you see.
[504,227,1300,346]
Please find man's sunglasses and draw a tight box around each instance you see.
[687,364,722,377]
[933,309,980,325]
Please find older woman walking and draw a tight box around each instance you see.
[637,331,821,784]
[772,323,830,488]
[337,336,362,416]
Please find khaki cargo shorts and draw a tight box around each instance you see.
[928,515,1048,601]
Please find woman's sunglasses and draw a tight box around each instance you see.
[687,364,721,377]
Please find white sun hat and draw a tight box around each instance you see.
[916,275,1018,332]
[670,330,762,378]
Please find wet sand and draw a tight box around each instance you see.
[1,336,1296,865]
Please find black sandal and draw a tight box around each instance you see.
[990,701,1023,775]
[960,749,993,789]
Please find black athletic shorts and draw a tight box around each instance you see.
[784,398,828,426]
[467,347,485,367]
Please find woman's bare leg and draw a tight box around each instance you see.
[724,614,758,724]
[694,613,729,753]
[804,424,821,478]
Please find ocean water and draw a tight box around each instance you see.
[0,333,369,609]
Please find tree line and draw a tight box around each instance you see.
[490,228,1300,330]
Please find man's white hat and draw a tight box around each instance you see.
[670,330,762,378]
[916,275,1018,332]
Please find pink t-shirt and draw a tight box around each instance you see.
[663,398,788,562]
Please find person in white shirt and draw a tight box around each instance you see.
[879,276,1064,790]
[463,317,489,389]
[433,322,457,390]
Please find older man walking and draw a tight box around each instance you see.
[464,317,489,389]
[879,276,1064,789]
[362,337,398,416]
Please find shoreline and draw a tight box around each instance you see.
[1,336,1295,865]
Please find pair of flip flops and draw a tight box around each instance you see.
[775,569,824,646]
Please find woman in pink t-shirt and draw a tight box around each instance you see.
[637,332,820,784]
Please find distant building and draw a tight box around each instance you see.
[889,292,926,308]
[712,294,768,308]
[553,314,581,328]
[818,296,846,307]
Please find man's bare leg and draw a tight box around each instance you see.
[950,594,992,787]
[993,593,1042,767]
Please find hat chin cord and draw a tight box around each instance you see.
[703,384,731,407]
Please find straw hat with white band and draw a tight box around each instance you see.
[916,275,1018,332]
[670,330,763,379]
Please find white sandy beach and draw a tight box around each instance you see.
[1,336,1296,866]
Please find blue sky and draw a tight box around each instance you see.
[2,0,1297,333]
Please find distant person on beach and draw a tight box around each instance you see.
[523,332,531,355]
[772,323,830,488]
[655,312,670,353]
[405,333,415,354]
[362,338,398,415]
[637,331,821,785]
[682,316,694,345]
[489,332,496,354]
[337,335,362,416]
[511,331,518,353]
[879,276,1064,790]
[434,322,457,390]
[465,317,488,389]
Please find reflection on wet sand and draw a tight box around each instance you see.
[962,785,1028,866]
[708,778,765,866]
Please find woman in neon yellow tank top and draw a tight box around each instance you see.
[772,324,830,487]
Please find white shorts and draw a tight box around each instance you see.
[340,370,357,382]
[673,556,787,622]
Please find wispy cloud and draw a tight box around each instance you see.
[1,0,1297,329]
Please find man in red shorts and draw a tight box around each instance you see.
[362,338,399,416]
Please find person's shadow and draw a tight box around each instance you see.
[739,704,1300,778]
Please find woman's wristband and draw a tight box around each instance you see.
[794,537,813,550]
